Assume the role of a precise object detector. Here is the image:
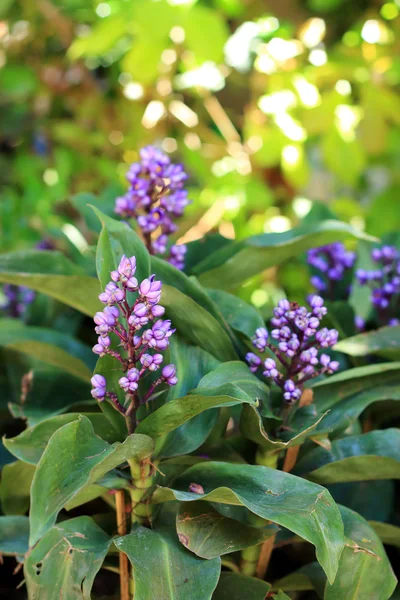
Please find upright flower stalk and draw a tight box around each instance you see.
[247,296,339,409]
[307,242,355,300]
[356,245,400,327]
[90,254,178,434]
[115,146,190,270]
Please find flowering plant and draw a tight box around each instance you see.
[0,188,398,600]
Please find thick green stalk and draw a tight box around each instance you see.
[129,458,155,525]
[239,448,279,577]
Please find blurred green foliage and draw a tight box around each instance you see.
[1,0,399,311]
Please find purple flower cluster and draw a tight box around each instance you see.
[356,245,400,327]
[90,255,178,416]
[307,242,355,298]
[1,284,35,318]
[115,146,190,270]
[246,296,339,404]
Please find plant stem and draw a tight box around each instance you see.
[115,490,130,600]
[128,457,155,525]
[240,448,279,577]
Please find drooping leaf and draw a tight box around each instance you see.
[295,429,400,484]
[0,515,29,556]
[176,501,277,559]
[0,319,94,381]
[195,221,376,290]
[0,461,35,515]
[335,325,400,360]
[153,461,344,583]
[0,250,101,315]
[212,572,271,600]
[325,506,397,600]
[25,516,111,600]
[240,403,327,450]
[4,412,124,465]
[369,521,400,548]
[115,524,221,600]
[29,416,154,546]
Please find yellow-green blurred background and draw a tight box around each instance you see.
[1,0,399,309]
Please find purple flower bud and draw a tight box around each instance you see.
[140,353,163,371]
[253,327,269,350]
[355,315,365,331]
[162,364,178,385]
[246,352,261,372]
[119,367,140,392]
[99,282,125,305]
[283,380,301,404]
[151,304,165,318]
[140,275,162,305]
[263,358,279,379]
[91,374,107,400]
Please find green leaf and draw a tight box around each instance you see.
[311,363,400,434]
[196,221,375,290]
[161,285,237,362]
[349,240,375,321]
[184,6,229,63]
[176,501,277,559]
[0,515,29,556]
[325,506,397,600]
[115,524,221,600]
[273,562,326,597]
[136,389,257,450]
[240,403,327,450]
[212,572,271,600]
[335,325,400,360]
[369,521,400,548]
[0,461,35,515]
[156,338,220,458]
[322,128,366,186]
[153,461,344,583]
[0,250,101,316]
[8,368,93,426]
[29,416,154,546]
[295,429,400,484]
[0,319,94,382]
[4,413,124,465]
[93,206,150,288]
[25,516,111,600]
[68,15,128,58]
[206,289,264,339]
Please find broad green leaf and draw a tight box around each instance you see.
[212,572,271,600]
[322,128,366,185]
[0,461,35,515]
[295,429,400,484]
[196,361,269,404]
[153,461,344,583]
[369,521,400,548]
[4,413,124,465]
[29,416,154,546]
[156,338,220,458]
[176,501,277,559]
[71,187,122,233]
[115,524,221,600]
[68,15,128,58]
[348,240,375,321]
[0,515,29,556]
[335,325,400,360]
[158,284,237,362]
[0,319,94,382]
[240,403,327,450]
[94,354,129,439]
[25,516,111,600]
[185,234,233,274]
[325,506,397,600]
[196,221,376,290]
[328,480,394,524]
[121,38,165,84]
[206,289,264,339]
[0,250,101,315]
[136,389,257,451]
[93,207,151,287]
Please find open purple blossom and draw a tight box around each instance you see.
[114,146,190,270]
[307,242,355,300]
[356,245,400,327]
[91,254,178,432]
[1,284,35,318]
[246,296,339,405]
